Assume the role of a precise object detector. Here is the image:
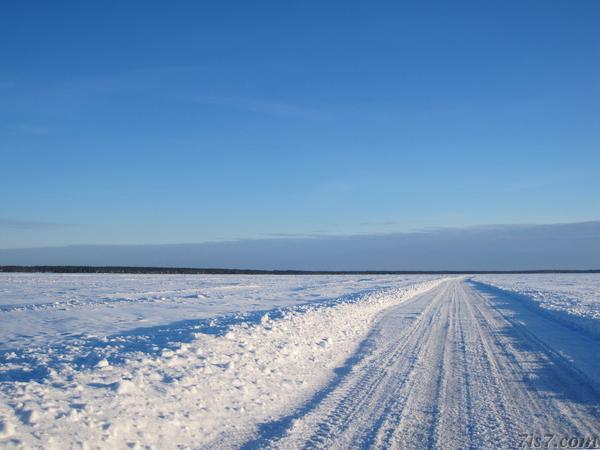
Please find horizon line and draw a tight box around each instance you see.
[2,265,599,275]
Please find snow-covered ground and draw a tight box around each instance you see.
[0,274,442,448]
[1,273,599,449]
[472,274,600,338]
[0,273,442,350]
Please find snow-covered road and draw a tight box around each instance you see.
[249,279,600,449]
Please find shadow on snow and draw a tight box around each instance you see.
[0,288,379,383]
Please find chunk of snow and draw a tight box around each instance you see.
[114,380,135,395]
[0,417,14,438]
[96,359,110,368]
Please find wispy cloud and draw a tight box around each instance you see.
[192,96,319,118]
[15,124,55,135]
[4,65,328,123]
[0,123,55,136]
[360,221,398,227]
[260,232,322,238]
[0,218,75,230]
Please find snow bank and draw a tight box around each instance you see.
[0,277,444,449]
[471,274,600,339]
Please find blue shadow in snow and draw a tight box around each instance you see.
[467,280,600,405]
[0,288,379,383]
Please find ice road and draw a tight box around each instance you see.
[249,278,600,449]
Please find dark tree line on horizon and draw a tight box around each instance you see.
[0,266,598,275]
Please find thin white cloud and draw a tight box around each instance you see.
[192,95,319,118]
[0,218,75,230]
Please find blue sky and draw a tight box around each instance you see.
[1,1,599,254]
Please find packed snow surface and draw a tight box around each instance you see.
[261,279,600,448]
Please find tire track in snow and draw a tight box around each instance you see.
[465,281,600,439]
[247,279,600,449]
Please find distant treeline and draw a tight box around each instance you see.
[1,266,599,275]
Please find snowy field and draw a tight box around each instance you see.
[0,274,442,350]
[0,274,441,448]
[472,274,600,338]
[1,273,599,449]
